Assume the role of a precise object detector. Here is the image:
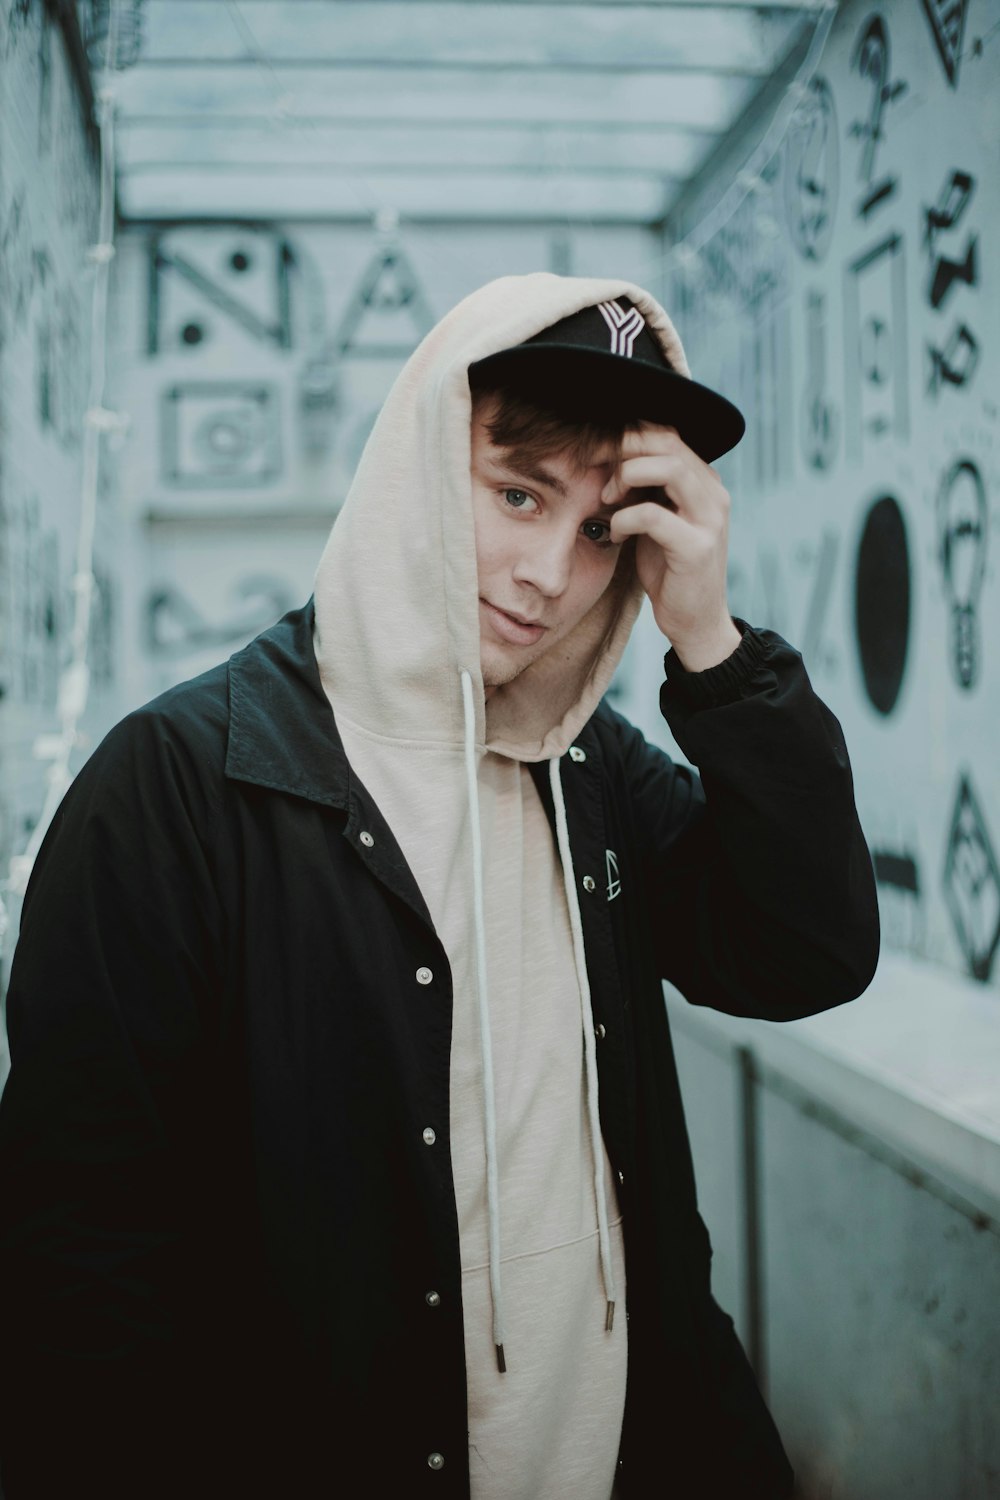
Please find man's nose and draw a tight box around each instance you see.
[511,526,574,598]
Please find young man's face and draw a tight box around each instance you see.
[470,400,624,696]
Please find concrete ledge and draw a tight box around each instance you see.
[665,952,1000,1225]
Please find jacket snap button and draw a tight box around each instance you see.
[582,875,596,892]
[596,1023,606,1040]
[422,1127,436,1146]
[416,967,433,985]
[359,831,374,848]
[428,1452,445,1471]
[425,1290,441,1307]
[569,746,586,763]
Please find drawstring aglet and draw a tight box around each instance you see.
[496,1343,507,1373]
[605,1301,616,1333]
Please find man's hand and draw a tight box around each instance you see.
[604,423,742,672]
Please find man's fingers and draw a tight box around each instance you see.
[602,455,681,506]
[609,499,690,550]
[602,456,723,525]
[618,423,708,466]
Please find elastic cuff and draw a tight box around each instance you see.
[662,618,771,708]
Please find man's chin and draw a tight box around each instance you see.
[480,642,539,694]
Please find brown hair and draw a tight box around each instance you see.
[469,368,640,475]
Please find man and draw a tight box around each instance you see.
[0,273,878,1498]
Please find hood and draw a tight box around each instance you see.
[313,271,692,762]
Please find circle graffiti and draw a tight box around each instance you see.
[854,494,910,714]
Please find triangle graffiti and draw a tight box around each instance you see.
[334,246,434,359]
[920,0,969,86]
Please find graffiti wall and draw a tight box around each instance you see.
[661,0,999,986]
[112,220,656,700]
[0,1,116,998]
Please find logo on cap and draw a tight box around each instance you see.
[597,300,645,358]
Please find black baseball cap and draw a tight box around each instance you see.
[469,296,745,463]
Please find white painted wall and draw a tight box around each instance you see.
[653,0,999,992]
[111,219,660,704]
[0,3,121,1020]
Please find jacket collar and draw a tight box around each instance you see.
[225,598,351,809]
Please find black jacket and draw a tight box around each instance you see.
[0,601,878,1498]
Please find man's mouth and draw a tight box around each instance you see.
[480,599,548,647]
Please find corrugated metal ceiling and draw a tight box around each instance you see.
[100,0,828,222]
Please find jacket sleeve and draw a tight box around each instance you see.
[616,619,879,1021]
[0,704,226,1498]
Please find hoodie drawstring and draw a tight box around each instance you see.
[460,669,618,1370]
[460,670,507,1372]
[549,756,618,1334]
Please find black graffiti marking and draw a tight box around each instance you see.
[938,458,987,691]
[741,303,794,491]
[160,383,282,489]
[800,531,839,666]
[849,15,907,220]
[0,191,51,340]
[145,578,295,658]
[859,180,894,219]
[845,234,909,455]
[854,494,910,716]
[802,291,838,471]
[37,282,85,449]
[2,0,33,59]
[924,170,978,310]
[920,0,969,86]
[333,245,434,359]
[37,11,52,157]
[860,314,891,386]
[925,171,974,244]
[88,567,115,690]
[147,233,293,355]
[927,323,979,396]
[784,76,839,263]
[3,490,61,709]
[928,237,978,310]
[873,849,920,894]
[943,774,1000,982]
[873,845,923,955]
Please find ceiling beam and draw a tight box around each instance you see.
[212,0,818,8]
[119,168,669,221]
[118,115,721,136]
[128,56,774,77]
[122,160,684,182]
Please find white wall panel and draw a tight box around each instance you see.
[632,0,1000,992]
[0,2,120,1007]
[113,219,657,703]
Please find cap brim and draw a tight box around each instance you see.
[470,345,745,464]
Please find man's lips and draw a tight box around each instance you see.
[480,599,548,647]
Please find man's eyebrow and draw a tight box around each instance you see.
[488,454,569,498]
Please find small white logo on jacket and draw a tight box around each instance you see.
[606,849,621,902]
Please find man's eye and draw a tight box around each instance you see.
[503,488,534,510]
[582,520,612,544]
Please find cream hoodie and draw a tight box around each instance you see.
[312,273,693,1498]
